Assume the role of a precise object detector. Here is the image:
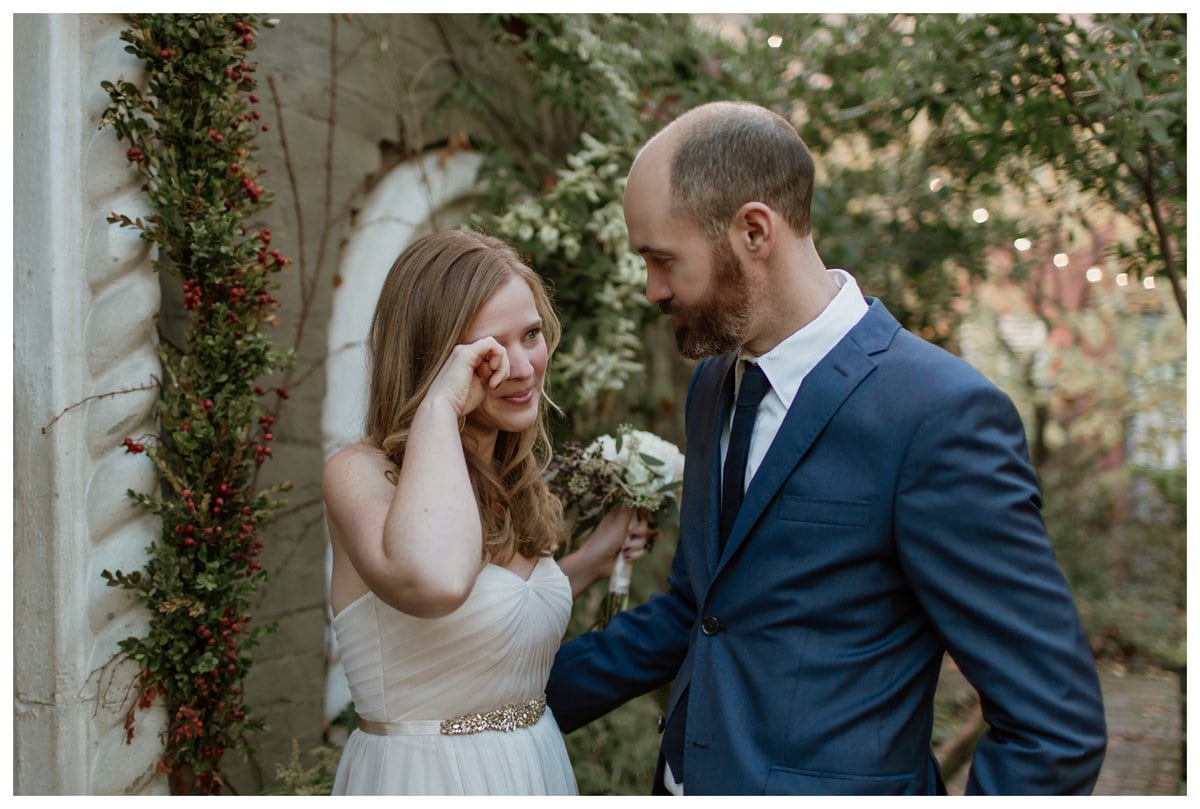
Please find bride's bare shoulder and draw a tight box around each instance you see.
[323,441,393,493]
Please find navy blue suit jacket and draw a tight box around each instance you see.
[546,300,1106,795]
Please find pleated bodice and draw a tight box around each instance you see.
[330,556,578,795]
[333,556,572,723]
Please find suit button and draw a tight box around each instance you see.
[701,616,721,636]
[657,713,667,734]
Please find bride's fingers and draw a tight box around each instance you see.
[469,339,510,387]
[489,343,510,389]
[621,508,650,560]
[626,513,652,538]
[629,509,657,555]
[469,339,503,373]
[429,337,511,416]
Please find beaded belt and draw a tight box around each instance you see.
[357,695,547,737]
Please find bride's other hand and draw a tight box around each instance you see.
[615,509,650,563]
[559,506,651,599]
[425,336,510,417]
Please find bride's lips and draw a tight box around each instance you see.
[499,387,536,406]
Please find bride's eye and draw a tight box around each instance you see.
[524,327,542,342]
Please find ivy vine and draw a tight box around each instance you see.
[99,13,290,794]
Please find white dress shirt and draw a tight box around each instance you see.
[719,268,869,491]
[665,269,867,795]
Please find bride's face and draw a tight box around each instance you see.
[460,274,549,443]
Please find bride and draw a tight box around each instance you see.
[321,229,647,795]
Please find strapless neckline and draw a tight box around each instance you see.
[333,556,564,620]
[486,555,553,584]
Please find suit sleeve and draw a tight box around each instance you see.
[546,549,696,732]
[545,363,710,732]
[894,381,1107,794]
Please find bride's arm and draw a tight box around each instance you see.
[323,338,510,618]
[558,506,649,599]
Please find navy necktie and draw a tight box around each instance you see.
[720,361,770,551]
[661,362,771,787]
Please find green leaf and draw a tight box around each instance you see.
[1145,115,1170,145]
[638,452,664,467]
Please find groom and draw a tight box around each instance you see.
[545,101,1106,795]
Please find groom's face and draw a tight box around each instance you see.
[660,237,751,360]
[624,144,752,359]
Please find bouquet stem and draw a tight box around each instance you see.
[596,510,640,628]
[598,553,631,628]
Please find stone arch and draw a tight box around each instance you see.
[319,149,484,721]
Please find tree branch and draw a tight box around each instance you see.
[1138,148,1186,321]
[41,381,160,434]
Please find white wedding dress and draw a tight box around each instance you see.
[331,556,578,795]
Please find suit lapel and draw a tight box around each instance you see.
[715,300,898,570]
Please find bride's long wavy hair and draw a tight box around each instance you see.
[365,230,564,564]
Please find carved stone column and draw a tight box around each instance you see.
[14,13,167,794]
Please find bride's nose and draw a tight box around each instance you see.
[507,345,535,379]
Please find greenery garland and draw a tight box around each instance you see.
[99,13,290,794]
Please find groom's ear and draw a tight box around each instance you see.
[728,202,776,262]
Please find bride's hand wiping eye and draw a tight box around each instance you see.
[426,336,511,418]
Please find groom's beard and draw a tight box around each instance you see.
[661,240,751,360]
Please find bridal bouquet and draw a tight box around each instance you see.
[548,423,685,627]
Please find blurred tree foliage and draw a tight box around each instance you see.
[733,14,1185,320]
[962,274,1186,667]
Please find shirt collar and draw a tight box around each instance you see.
[735,269,868,409]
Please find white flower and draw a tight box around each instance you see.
[583,425,685,511]
[538,224,560,252]
[549,424,685,624]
